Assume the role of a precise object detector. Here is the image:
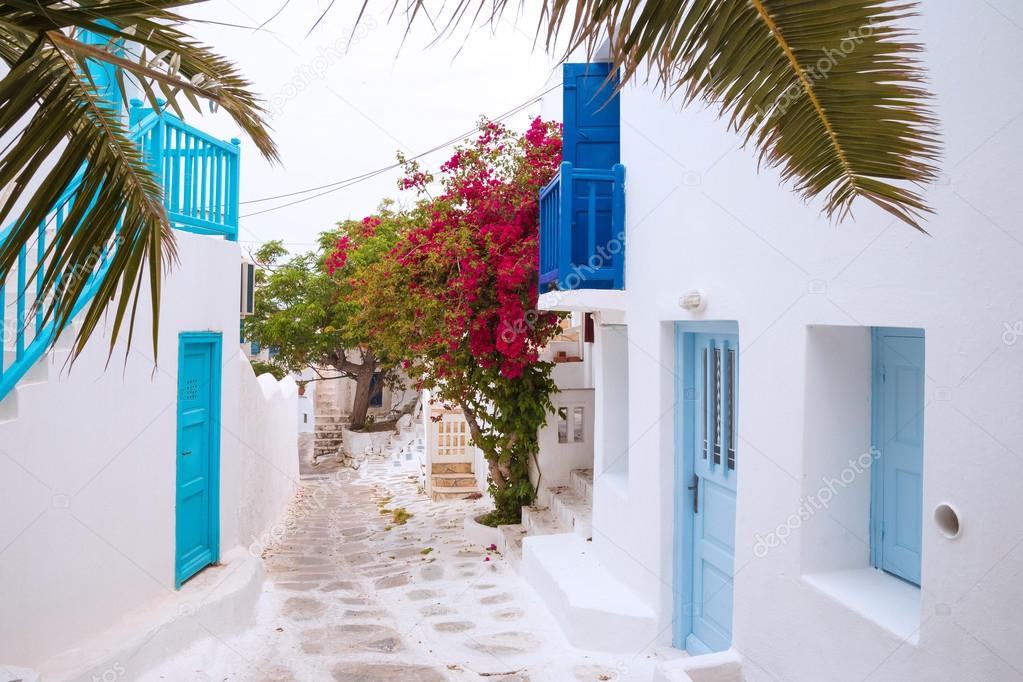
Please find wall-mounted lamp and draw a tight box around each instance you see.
[679,289,707,312]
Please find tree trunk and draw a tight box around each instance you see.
[349,361,376,430]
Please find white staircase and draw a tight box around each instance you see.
[310,377,344,464]
[497,467,593,567]
[429,461,480,501]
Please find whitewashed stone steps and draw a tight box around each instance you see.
[570,468,593,504]
[497,523,527,567]
[548,487,592,539]
[521,506,567,536]
[431,473,476,487]
[431,484,478,501]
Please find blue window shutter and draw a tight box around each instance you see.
[563,63,620,170]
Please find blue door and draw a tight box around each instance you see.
[563,62,621,288]
[675,326,739,654]
[871,328,924,586]
[175,333,222,588]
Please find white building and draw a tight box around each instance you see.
[526,5,1023,681]
[0,36,298,679]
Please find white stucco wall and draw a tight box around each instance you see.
[0,231,298,670]
[541,4,1023,680]
[533,387,595,491]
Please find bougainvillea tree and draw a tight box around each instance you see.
[343,118,563,524]
[245,203,410,431]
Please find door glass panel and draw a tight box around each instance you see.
[727,348,736,470]
[702,347,709,459]
[714,347,722,466]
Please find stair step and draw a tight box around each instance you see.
[497,524,526,567]
[521,506,568,536]
[431,473,477,488]
[430,489,480,501]
[548,486,592,538]
[570,468,593,503]
[432,462,472,474]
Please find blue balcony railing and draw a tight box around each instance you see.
[0,101,240,401]
[538,161,625,293]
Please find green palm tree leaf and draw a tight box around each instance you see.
[365,0,940,230]
[0,1,277,367]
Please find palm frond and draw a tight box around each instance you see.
[0,1,278,364]
[363,0,941,230]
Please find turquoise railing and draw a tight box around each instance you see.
[0,102,240,401]
[130,100,240,239]
[538,161,626,293]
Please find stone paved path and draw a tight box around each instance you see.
[142,455,655,681]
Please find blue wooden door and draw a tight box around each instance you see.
[563,62,620,287]
[175,333,222,588]
[872,329,924,586]
[676,329,739,653]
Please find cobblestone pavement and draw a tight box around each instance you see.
[142,456,656,681]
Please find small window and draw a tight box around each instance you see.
[557,407,569,443]
[573,406,585,442]
[557,405,585,444]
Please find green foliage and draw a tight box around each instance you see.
[244,203,409,429]
[249,359,287,381]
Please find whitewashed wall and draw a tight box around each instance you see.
[541,4,1023,680]
[0,231,298,670]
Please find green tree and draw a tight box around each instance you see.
[357,0,939,229]
[0,2,277,362]
[245,206,408,431]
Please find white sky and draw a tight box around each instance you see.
[180,1,559,255]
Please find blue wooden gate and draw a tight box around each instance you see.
[871,328,925,586]
[675,324,739,653]
[175,332,222,588]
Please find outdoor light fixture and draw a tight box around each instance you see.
[679,289,707,312]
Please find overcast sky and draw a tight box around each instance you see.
[179,1,559,256]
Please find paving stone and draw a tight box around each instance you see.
[406,588,442,601]
[300,623,404,655]
[479,592,513,605]
[330,662,447,681]
[373,572,411,590]
[419,564,444,581]
[433,620,475,633]
[282,596,328,621]
[467,630,541,655]
[492,607,525,621]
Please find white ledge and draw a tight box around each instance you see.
[538,288,627,314]
[803,567,921,643]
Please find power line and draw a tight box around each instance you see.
[238,84,556,219]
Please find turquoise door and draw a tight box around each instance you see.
[175,333,222,588]
[871,328,924,586]
[675,325,739,654]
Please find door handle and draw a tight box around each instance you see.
[688,475,699,514]
[181,450,192,457]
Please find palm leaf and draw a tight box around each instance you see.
[361,0,940,230]
[0,1,278,366]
